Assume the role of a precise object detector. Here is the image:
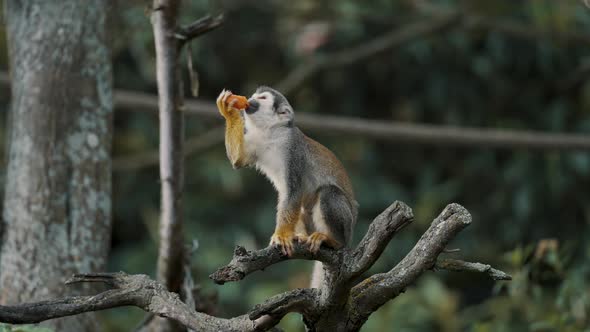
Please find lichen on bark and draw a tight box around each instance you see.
[0,1,113,331]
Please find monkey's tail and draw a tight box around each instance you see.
[310,261,324,289]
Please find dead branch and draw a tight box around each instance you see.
[114,90,590,152]
[435,258,512,280]
[348,203,472,329]
[107,89,590,172]
[0,202,510,331]
[0,74,586,165]
[349,201,414,278]
[210,243,343,285]
[0,273,262,332]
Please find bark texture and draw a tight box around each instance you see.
[0,1,112,331]
[150,2,185,331]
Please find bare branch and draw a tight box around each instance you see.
[210,244,342,285]
[348,203,472,327]
[176,14,224,44]
[435,258,512,281]
[0,273,247,331]
[0,75,586,153]
[276,12,461,95]
[115,90,590,152]
[349,201,414,278]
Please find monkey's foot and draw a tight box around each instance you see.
[294,233,308,244]
[270,232,295,257]
[306,232,339,254]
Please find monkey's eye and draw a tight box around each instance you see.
[258,95,267,100]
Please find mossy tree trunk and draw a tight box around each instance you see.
[0,1,112,331]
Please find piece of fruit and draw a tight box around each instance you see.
[227,94,249,110]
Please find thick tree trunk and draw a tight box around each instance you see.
[0,1,112,331]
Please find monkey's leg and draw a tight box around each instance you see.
[270,206,301,256]
[307,185,353,253]
[294,206,312,244]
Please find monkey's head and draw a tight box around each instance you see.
[245,86,294,129]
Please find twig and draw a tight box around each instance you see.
[435,258,512,280]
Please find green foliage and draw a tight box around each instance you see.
[105,0,590,331]
[1,0,589,331]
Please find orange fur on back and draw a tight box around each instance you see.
[304,135,355,201]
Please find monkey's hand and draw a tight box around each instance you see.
[216,89,242,119]
[306,232,341,254]
[270,225,296,257]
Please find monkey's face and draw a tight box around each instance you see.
[245,87,294,130]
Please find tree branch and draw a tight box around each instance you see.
[0,75,586,155]
[210,244,342,285]
[348,201,414,278]
[0,273,251,331]
[348,203,472,328]
[435,258,512,281]
[115,90,590,152]
[176,14,224,45]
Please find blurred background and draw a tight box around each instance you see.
[1,0,590,331]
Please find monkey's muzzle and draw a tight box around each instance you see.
[246,99,260,114]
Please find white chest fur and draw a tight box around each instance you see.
[244,118,289,199]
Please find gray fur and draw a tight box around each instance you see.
[318,185,354,245]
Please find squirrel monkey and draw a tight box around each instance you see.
[217,87,357,287]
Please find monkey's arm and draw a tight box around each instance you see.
[216,90,251,169]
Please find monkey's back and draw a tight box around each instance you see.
[302,133,357,209]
